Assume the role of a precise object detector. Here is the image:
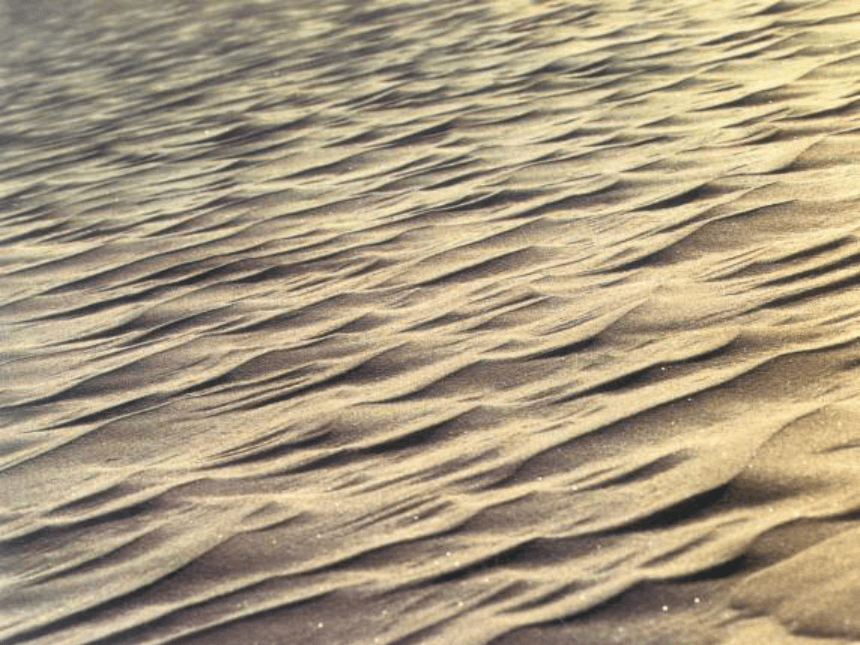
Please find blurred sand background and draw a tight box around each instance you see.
[4,0,860,643]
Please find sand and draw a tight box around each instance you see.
[3,0,860,643]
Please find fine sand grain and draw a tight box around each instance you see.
[4,0,860,643]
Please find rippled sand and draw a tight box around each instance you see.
[4,0,860,643]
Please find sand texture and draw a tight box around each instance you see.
[4,0,860,643]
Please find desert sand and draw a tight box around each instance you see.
[4,0,860,643]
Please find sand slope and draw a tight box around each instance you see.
[4,0,860,643]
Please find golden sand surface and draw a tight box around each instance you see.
[4,0,860,643]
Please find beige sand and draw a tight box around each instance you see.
[3,0,860,643]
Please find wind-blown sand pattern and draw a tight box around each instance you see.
[4,0,860,643]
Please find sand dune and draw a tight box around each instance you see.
[4,0,860,643]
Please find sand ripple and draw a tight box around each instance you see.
[4,0,860,643]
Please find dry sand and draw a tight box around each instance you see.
[3,0,860,643]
